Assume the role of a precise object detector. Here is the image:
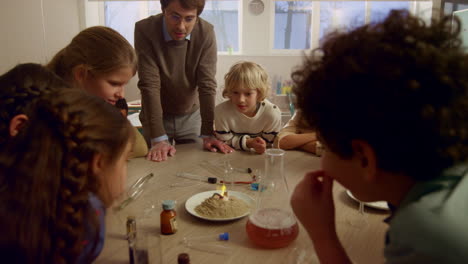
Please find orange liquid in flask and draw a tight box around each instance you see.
[246,208,299,249]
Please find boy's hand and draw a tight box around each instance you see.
[203,137,234,153]
[290,170,336,239]
[247,137,266,154]
[146,140,176,162]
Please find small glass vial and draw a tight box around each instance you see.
[177,253,190,264]
[126,216,137,264]
[160,200,177,235]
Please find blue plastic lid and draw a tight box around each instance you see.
[250,183,259,191]
[218,232,229,241]
[162,200,175,210]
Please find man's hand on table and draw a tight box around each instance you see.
[146,140,176,162]
[203,137,234,153]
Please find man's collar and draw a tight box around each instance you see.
[162,16,191,42]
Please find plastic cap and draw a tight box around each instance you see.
[250,183,259,191]
[208,177,217,184]
[162,200,175,210]
[218,232,229,241]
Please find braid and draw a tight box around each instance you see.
[0,63,69,146]
[0,80,133,263]
[42,101,96,263]
[42,89,131,263]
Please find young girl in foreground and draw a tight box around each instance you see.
[214,61,281,154]
[0,63,64,146]
[47,26,137,105]
[0,65,134,263]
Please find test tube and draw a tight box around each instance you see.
[182,232,229,244]
[114,173,154,211]
[233,167,253,174]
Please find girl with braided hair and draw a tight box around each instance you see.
[0,65,134,263]
[0,63,67,147]
[47,26,137,106]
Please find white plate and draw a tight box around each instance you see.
[346,190,389,211]
[185,190,255,221]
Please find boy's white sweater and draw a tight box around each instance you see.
[214,99,282,151]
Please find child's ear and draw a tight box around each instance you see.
[91,153,105,176]
[351,140,377,183]
[9,114,28,137]
[72,64,88,85]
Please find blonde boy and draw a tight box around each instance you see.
[214,61,281,154]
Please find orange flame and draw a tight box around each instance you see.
[220,184,226,196]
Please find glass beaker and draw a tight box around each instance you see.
[245,149,299,249]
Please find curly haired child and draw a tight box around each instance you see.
[0,64,134,263]
[215,61,282,154]
[290,10,468,263]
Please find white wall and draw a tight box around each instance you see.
[215,54,303,103]
[0,0,303,103]
[0,0,80,74]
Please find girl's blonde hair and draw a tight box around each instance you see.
[47,26,137,83]
[222,61,270,101]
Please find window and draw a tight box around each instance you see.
[104,1,157,47]
[370,1,411,24]
[274,2,313,50]
[273,1,415,51]
[319,1,366,40]
[103,0,240,52]
[443,0,468,15]
[200,1,239,53]
[85,0,432,55]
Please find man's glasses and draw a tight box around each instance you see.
[167,13,196,25]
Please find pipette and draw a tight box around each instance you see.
[181,232,231,255]
[201,160,252,175]
[176,172,217,184]
[183,243,231,255]
[170,181,201,188]
[182,232,229,244]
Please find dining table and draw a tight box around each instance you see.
[95,143,390,264]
